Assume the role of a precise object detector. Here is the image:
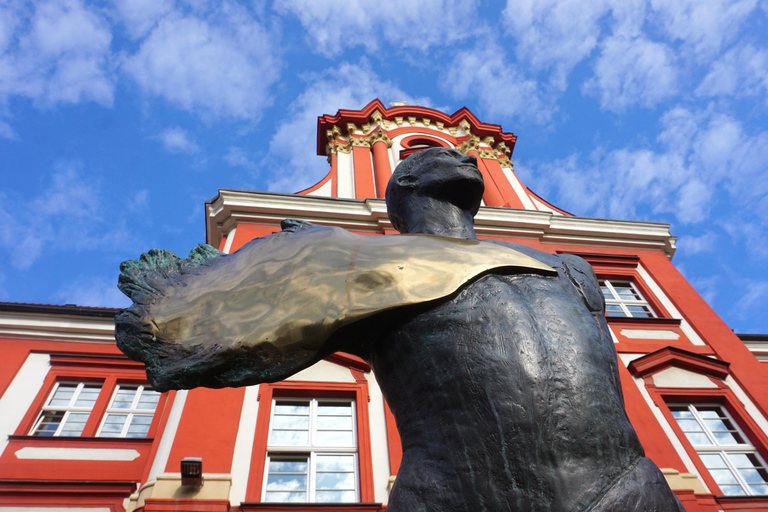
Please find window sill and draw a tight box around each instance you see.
[240,504,384,512]
[605,316,681,326]
[8,435,154,444]
[716,496,768,509]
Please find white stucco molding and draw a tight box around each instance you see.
[206,190,676,258]
[0,309,116,343]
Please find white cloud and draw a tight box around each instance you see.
[688,274,720,304]
[733,279,768,319]
[128,189,149,211]
[54,275,131,308]
[276,0,480,57]
[0,0,114,126]
[112,0,173,39]
[122,3,280,120]
[502,0,612,88]
[696,44,768,101]
[583,34,677,112]
[650,0,758,59]
[677,232,717,254]
[520,105,768,228]
[264,60,427,193]
[0,160,134,270]
[443,42,554,123]
[224,146,257,171]
[156,127,200,154]
[503,0,762,111]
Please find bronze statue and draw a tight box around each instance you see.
[117,148,684,511]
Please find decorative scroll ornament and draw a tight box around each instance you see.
[366,127,393,148]
[456,133,481,154]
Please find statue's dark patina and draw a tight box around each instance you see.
[117,148,684,511]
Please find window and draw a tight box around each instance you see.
[97,384,161,438]
[30,381,161,438]
[31,382,102,437]
[599,279,656,318]
[264,398,358,503]
[670,404,768,496]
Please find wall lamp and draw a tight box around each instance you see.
[181,457,203,487]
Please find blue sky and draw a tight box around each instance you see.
[1,0,768,334]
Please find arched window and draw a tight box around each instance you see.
[399,135,450,160]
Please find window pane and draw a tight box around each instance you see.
[126,420,151,438]
[112,387,138,409]
[704,418,732,431]
[265,491,306,502]
[670,408,694,419]
[74,385,102,407]
[700,454,728,469]
[712,431,742,445]
[100,413,127,435]
[49,385,76,407]
[33,411,64,435]
[749,484,768,494]
[720,484,747,496]
[273,414,310,430]
[684,432,713,445]
[266,473,308,492]
[710,469,739,485]
[739,468,768,485]
[271,430,309,445]
[317,455,355,472]
[729,453,764,469]
[137,389,160,410]
[696,407,723,419]
[315,490,356,503]
[316,430,355,446]
[317,403,352,416]
[59,413,90,436]
[316,471,356,490]
[625,307,653,317]
[317,415,353,430]
[274,402,309,415]
[605,305,626,317]
[269,460,308,473]
[676,419,704,432]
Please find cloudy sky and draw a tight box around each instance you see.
[1,0,767,334]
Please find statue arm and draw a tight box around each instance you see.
[115,220,341,391]
[558,253,606,315]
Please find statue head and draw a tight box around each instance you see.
[385,148,484,233]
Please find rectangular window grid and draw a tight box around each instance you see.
[670,404,768,496]
[264,399,357,503]
[30,382,102,437]
[599,279,656,318]
[97,384,161,438]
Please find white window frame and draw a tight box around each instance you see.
[671,403,768,496]
[29,381,102,437]
[600,279,657,318]
[262,397,359,503]
[96,384,160,438]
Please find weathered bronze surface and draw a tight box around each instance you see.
[117,148,685,511]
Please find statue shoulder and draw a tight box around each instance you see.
[484,241,604,313]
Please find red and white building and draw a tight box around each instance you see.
[2,99,768,511]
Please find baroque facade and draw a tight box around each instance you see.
[1,99,767,511]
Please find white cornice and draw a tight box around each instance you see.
[206,190,677,258]
[0,311,116,343]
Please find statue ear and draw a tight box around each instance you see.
[396,174,418,189]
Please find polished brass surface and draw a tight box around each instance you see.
[146,225,555,359]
